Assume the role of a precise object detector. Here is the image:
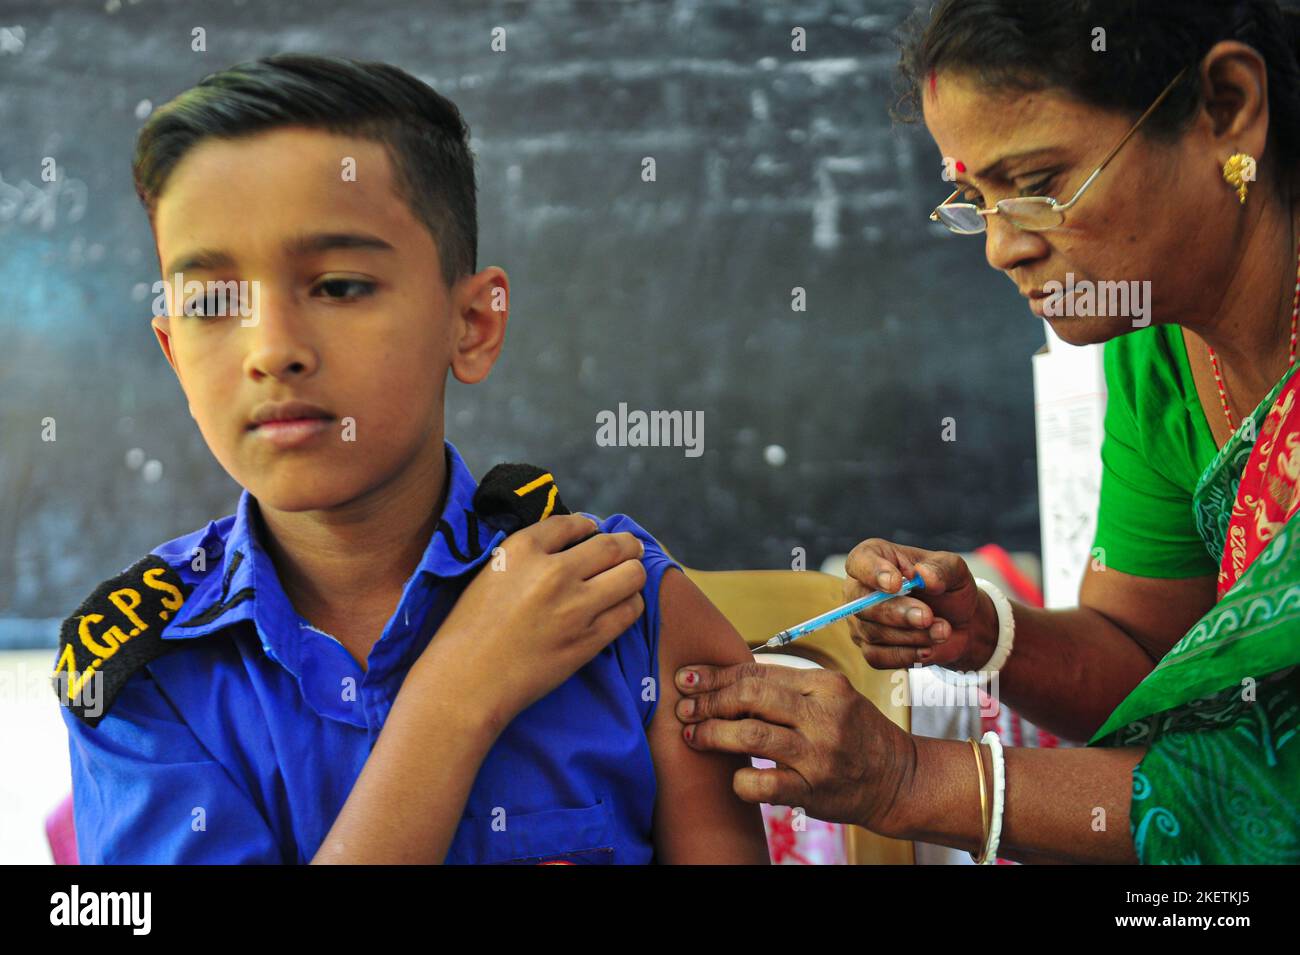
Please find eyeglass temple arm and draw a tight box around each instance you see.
[929,186,1000,220]
[1055,66,1190,211]
[928,66,1187,220]
[929,187,961,219]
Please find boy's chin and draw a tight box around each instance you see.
[242,474,361,514]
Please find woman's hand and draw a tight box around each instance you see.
[422,514,647,733]
[843,538,999,672]
[674,662,916,832]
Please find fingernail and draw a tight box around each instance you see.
[931,628,948,645]
[907,608,925,626]
[678,669,697,688]
[877,571,892,588]
[679,698,695,717]
[684,724,695,742]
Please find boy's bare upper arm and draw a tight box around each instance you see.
[647,567,771,864]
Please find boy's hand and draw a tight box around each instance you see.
[421,514,647,733]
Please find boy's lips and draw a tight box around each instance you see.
[247,399,334,430]
[247,399,335,449]
[250,418,333,449]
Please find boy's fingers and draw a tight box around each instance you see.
[586,591,645,645]
[526,513,600,554]
[583,556,647,608]
[565,530,644,580]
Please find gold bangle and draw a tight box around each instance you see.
[967,737,990,863]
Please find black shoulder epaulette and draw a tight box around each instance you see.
[472,462,572,534]
[52,554,193,727]
[52,465,568,726]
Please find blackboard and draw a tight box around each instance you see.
[0,0,1045,646]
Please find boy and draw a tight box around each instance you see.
[54,54,769,864]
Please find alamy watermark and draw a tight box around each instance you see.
[595,403,704,458]
[1042,272,1151,327]
[50,885,151,934]
[891,664,1000,718]
[151,273,260,325]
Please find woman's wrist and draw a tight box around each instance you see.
[873,735,986,853]
[955,587,1002,671]
[860,725,921,836]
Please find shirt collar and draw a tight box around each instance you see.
[165,439,504,642]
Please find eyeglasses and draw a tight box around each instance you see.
[929,66,1190,235]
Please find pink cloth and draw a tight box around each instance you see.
[45,792,78,865]
[752,758,847,864]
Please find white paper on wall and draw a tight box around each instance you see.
[1032,319,1108,609]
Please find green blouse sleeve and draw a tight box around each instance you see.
[1090,325,1220,579]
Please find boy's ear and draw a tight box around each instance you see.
[151,315,196,419]
[449,266,509,385]
[150,319,179,379]
[150,314,181,379]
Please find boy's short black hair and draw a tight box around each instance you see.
[132,53,477,286]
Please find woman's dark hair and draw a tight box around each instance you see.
[132,53,477,286]
[895,0,1300,182]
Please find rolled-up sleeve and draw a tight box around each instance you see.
[591,512,683,729]
[61,670,284,864]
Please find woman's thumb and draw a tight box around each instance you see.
[913,552,969,595]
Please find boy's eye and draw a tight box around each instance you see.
[316,278,375,300]
[182,291,228,319]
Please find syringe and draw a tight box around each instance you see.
[752,575,927,653]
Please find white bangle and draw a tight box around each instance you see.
[974,731,1006,865]
[933,577,1015,687]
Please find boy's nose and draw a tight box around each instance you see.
[241,286,320,380]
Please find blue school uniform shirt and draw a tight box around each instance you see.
[57,440,680,864]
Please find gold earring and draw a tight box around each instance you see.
[1223,152,1257,205]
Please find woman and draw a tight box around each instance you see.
[675,0,1300,864]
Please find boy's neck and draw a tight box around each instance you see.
[253,438,450,629]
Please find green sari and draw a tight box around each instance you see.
[1089,363,1300,864]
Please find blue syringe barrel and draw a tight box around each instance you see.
[778,575,926,644]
